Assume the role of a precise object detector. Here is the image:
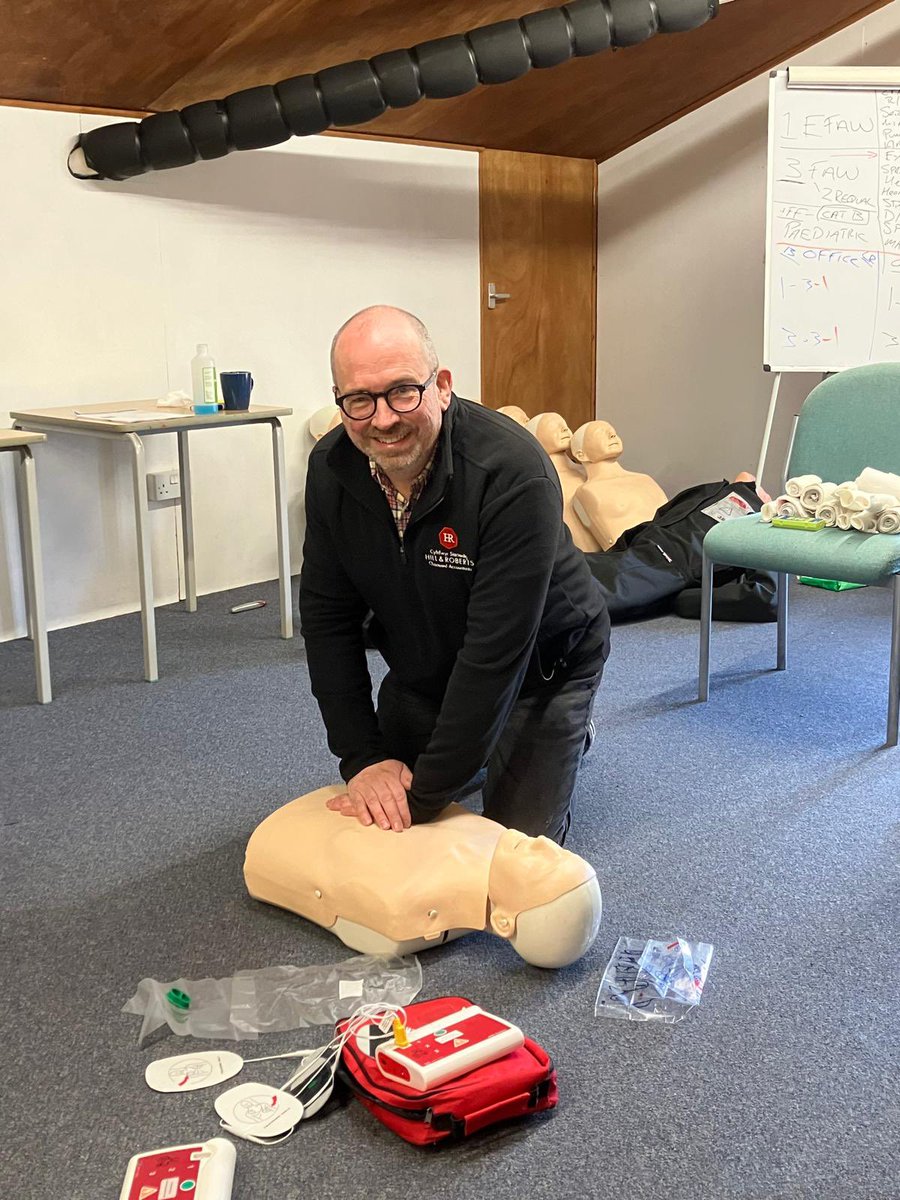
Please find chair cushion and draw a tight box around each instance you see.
[703,514,900,585]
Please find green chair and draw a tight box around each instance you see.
[698,363,900,747]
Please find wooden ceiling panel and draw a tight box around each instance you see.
[344,0,898,160]
[153,1,574,110]
[0,1,564,111]
[1,0,248,107]
[1,0,896,162]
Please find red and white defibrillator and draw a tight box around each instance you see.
[375,1003,524,1091]
[119,1136,235,1200]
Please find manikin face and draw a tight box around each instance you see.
[535,413,573,455]
[332,313,452,481]
[490,830,576,899]
[571,421,623,463]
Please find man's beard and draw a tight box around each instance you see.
[367,426,423,475]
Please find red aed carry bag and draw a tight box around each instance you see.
[336,996,557,1147]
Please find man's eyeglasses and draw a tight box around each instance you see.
[334,370,437,421]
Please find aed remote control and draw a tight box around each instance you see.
[375,1004,524,1091]
[119,1136,235,1200]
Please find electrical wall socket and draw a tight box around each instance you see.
[147,469,181,502]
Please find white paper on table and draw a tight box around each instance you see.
[73,409,182,422]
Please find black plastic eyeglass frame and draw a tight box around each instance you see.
[334,370,437,420]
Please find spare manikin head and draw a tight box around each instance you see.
[307,404,342,442]
[526,412,574,455]
[244,787,601,969]
[569,420,623,465]
[497,405,530,426]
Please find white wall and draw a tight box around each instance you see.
[596,1,900,499]
[10,3,893,642]
[0,110,479,638]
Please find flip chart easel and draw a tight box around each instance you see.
[759,66,900,480]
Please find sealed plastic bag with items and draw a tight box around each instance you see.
[594,936,713,1024]
[123,953,422,1043]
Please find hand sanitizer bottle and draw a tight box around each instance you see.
[191,344,220,413]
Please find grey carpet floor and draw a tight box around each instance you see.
[2,579,898,1199]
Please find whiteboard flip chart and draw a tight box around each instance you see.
[765,68,900,371]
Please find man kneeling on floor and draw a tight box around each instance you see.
[300,306,610,845]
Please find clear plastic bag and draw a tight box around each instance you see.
[124,975,237,1043]
[123,953,422,1044]
[229,955,422,1037]
[594,936,713,1024]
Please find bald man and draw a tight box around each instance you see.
[300,306,610,845]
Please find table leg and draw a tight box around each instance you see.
[126,432,158,681]
[13,452,35,641]
[177,430,197,612]
[17,446,52,703]
[270,418,293,638]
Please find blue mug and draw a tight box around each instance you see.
[220,371,254,410]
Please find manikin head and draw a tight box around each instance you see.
[570,420,623,465]
[307,404,342,442]
[487,829,602,968]
[330,306,453,482]
[526,412,574,456]
[497,405,530,426]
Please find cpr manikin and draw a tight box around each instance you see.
[570,420,668,551]
[526,412,600,553]
[244,786,602,969]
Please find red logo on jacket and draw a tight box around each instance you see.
[438,527,459,550]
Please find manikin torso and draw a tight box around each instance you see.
[244,786,602,969]
[570,421,667,551]
[526,413,601,553]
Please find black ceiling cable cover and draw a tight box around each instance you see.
[69,0,718,182]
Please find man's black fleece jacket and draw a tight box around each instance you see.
[299,395,608,819]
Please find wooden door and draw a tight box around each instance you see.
[480,150,597,435]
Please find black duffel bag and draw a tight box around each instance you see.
[584,479,777,624]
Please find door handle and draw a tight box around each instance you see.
[487,282,511,310]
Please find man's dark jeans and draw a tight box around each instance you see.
[376,630,608,845]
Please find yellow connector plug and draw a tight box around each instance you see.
[392,1017,410,1048]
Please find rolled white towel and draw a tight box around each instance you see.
[836,512,853,530]
[785,474,821,499]
[760,501,777,523]
[861,492,898,516]
[850,513,878,532]
[876,507,900,534]
[815,501,839,527]
[801,480,837,510]
[771,495,808,519]
[835,484,869,512]
[855,467,900,501]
